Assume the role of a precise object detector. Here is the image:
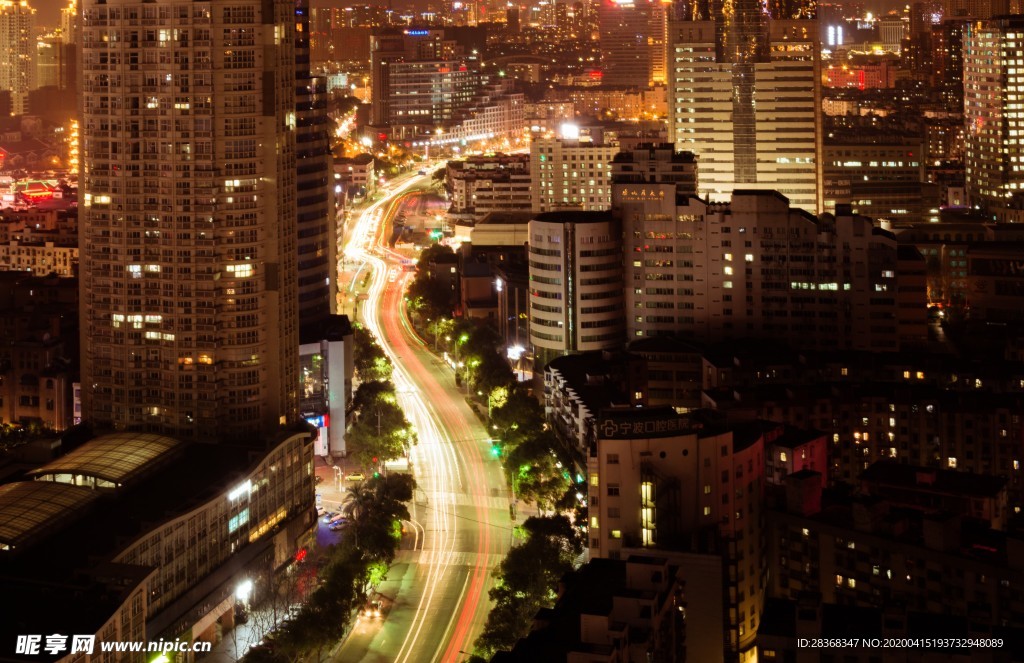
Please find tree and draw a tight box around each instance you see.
[474,516,584,659]
[490,388,545,447]
[346,400,413,468]
[506,433,571,512]
[352,324,392,382]
[341,482,376,523]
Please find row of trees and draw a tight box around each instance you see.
[472,516,585,660]
[245,473,416,663]
[243,323,418,663]
[346,324,416,471]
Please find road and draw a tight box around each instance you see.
[332,174,513,663]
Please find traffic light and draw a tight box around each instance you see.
[490,442,501,457]
[373,471,381,478]
[372,456,378,464]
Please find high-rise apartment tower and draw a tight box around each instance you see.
[79,0,300,440]
[0,0,35,115]
[964,15,1024,211]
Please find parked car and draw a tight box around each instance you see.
[315,505,325,516]
[346,472,365,481]
[329,522,346,532]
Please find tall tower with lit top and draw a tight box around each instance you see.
[0,0,35,114]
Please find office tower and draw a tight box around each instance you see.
[964,16,1024,211]
[907,1,943,73]
[611,145,698,340]
[597,0,667,88]
[668,10,822,213]
[878,16,907,52]
[295,0,336,326]
[933,18,969,113]
[0,0,35,115]
[35,33,59,88]
[370,29,476,138]
[527,211,624,367]
[530,136,620,212]
[79,0,300,440]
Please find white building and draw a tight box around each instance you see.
[528,210,624,366]
[530,136,620,212]
[668,18,822,213]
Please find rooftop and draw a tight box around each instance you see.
[862,461,1008,498]
[27,431,184,488]
[0,481,100,551]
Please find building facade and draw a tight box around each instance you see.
[78,0,300,440]
[618,191,926,351]
[295,0,336,326]
[528,211,624,366]
[964,16,1024,211]
[0,0,35,115]
[597,0,667,88]
[530,137,620,212]
[667,16,822,213]
[586,409,770,660]
[446,153,532,219]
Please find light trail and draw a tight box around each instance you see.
[338,175,509,663]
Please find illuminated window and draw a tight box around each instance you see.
[703,506,711,516]
[590,516,599,529]
[589,473,599,487]
[948,457,957,469]
[724,266,733,275]
[779,452,788,463]
[227,263,254,278]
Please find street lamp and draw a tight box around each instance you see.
[455,333,469,388]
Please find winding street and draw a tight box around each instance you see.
[331,176,513,663]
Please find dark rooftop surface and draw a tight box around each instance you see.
[862,461,1008,498]
[532,210,614,224]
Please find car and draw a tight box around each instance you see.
[322,511,337,522]
[361,599,383,619]
[315,505,325,517]
[329,522,346,531]
[418,169,426,175]
[346,472,365,481]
